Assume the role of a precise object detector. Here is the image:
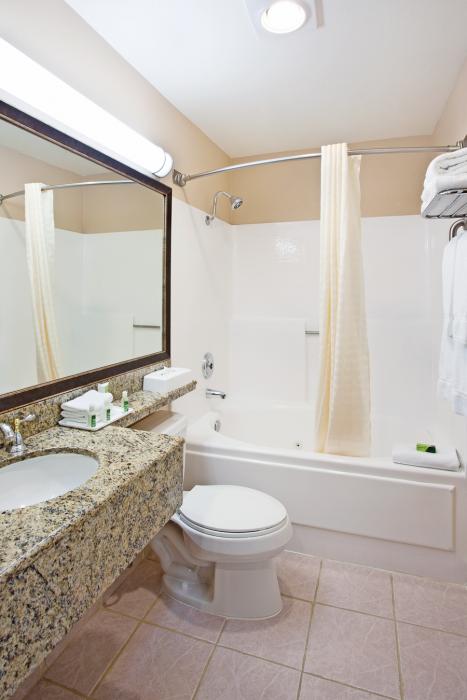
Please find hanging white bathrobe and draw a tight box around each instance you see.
[24,183,62,382]
[314,144,371,457]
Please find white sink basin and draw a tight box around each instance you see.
[0,452,98,511]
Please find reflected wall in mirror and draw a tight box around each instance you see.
[0,109,170,404]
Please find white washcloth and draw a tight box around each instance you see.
[439,231,467,415]
[392,445,460,471]
[61,389,113,414]
[421,147,467,213]
[314,143,371,457]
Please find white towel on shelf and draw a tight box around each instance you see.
[421,147,467,213]
[61,389,113,414]
[60,410,105,425]
[314,143,371,457]
[439,231,467,415]
[392,445,460,471]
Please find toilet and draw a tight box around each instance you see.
[134,411,292,619]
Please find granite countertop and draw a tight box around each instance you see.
[0,391,191,698]
[0,425,182,580]
[0,381,196,580]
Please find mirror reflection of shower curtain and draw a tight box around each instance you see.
[25,183,61,382]
[314,144,371,457]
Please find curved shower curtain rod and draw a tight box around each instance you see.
[172,137,467,187]
[0,179,134,205]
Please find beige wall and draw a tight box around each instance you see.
[0,145,84,230]
[230,136,440,225]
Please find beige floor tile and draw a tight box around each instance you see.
[304,605,400,699]
[25,681,81,700]
[276,551,321,601]
[103,558,163,619]
[45,610,137,695]
[196,646,300,699]
[398,622,467,700]
[146,593,225,642]
[317,560,393,618]
[93,623,212,700]
[300,674,390,699]
[219,597,311,670]
[393,573,467,635]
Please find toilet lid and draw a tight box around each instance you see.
[179,485,288,534]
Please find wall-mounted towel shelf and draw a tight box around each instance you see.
[422,189,467,219]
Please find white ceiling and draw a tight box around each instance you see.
[65,0,467,157]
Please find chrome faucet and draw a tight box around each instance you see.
[206,389,227,399]
[0,414,36,456]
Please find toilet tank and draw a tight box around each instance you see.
[131,410,188,437]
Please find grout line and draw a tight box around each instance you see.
[87,618,144,696]
[88,594,163,696]
[296,559,323,700]
[391,576,405,700]
[302,672,397,700]
[284,594,467,639]
[35,678,88,698]
[192,619,227,699]
[102,603,224,646]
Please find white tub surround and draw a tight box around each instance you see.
[186,402,467,583]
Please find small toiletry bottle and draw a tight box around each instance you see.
[98,381,110,394]
[88,404,97,429]
[104,396,112,422]
[121,390,129,413]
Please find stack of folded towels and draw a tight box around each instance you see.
[392,445,460,471]
[61,389,113,425]
[421,146,467,214]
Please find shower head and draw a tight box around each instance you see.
[205,191,244,225]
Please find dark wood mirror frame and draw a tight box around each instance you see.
[0,101,172,412]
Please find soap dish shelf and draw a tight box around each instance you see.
[59,406,134,431]
[422,189,467,219]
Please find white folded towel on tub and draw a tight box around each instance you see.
[392,445,460,471]
[421,147,467,214]
[61,389,113,414]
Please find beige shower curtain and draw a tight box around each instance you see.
[25,183,61,382]
[314,143,371,456]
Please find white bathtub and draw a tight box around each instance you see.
[185,399,467,582]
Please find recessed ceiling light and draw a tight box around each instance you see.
[261,0,307,34]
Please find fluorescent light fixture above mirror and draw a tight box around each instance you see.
[0,38,173,178]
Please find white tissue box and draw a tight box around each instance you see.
[143,367,192,394]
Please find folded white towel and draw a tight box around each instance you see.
[392,445,460,471]
[421,147,467,213]
[61,389,113,414]
[61,408,105,421]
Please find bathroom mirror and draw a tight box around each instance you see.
[0,102,171,411]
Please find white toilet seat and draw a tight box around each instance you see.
[177,511,289,538]
[178,484,288,535]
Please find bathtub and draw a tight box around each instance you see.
[185,398,467,583]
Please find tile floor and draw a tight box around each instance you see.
[23,551,467,700]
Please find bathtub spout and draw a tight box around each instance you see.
[206,389,226,399]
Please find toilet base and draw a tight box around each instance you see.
[151,520,287,619]
[162,558,283,619]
